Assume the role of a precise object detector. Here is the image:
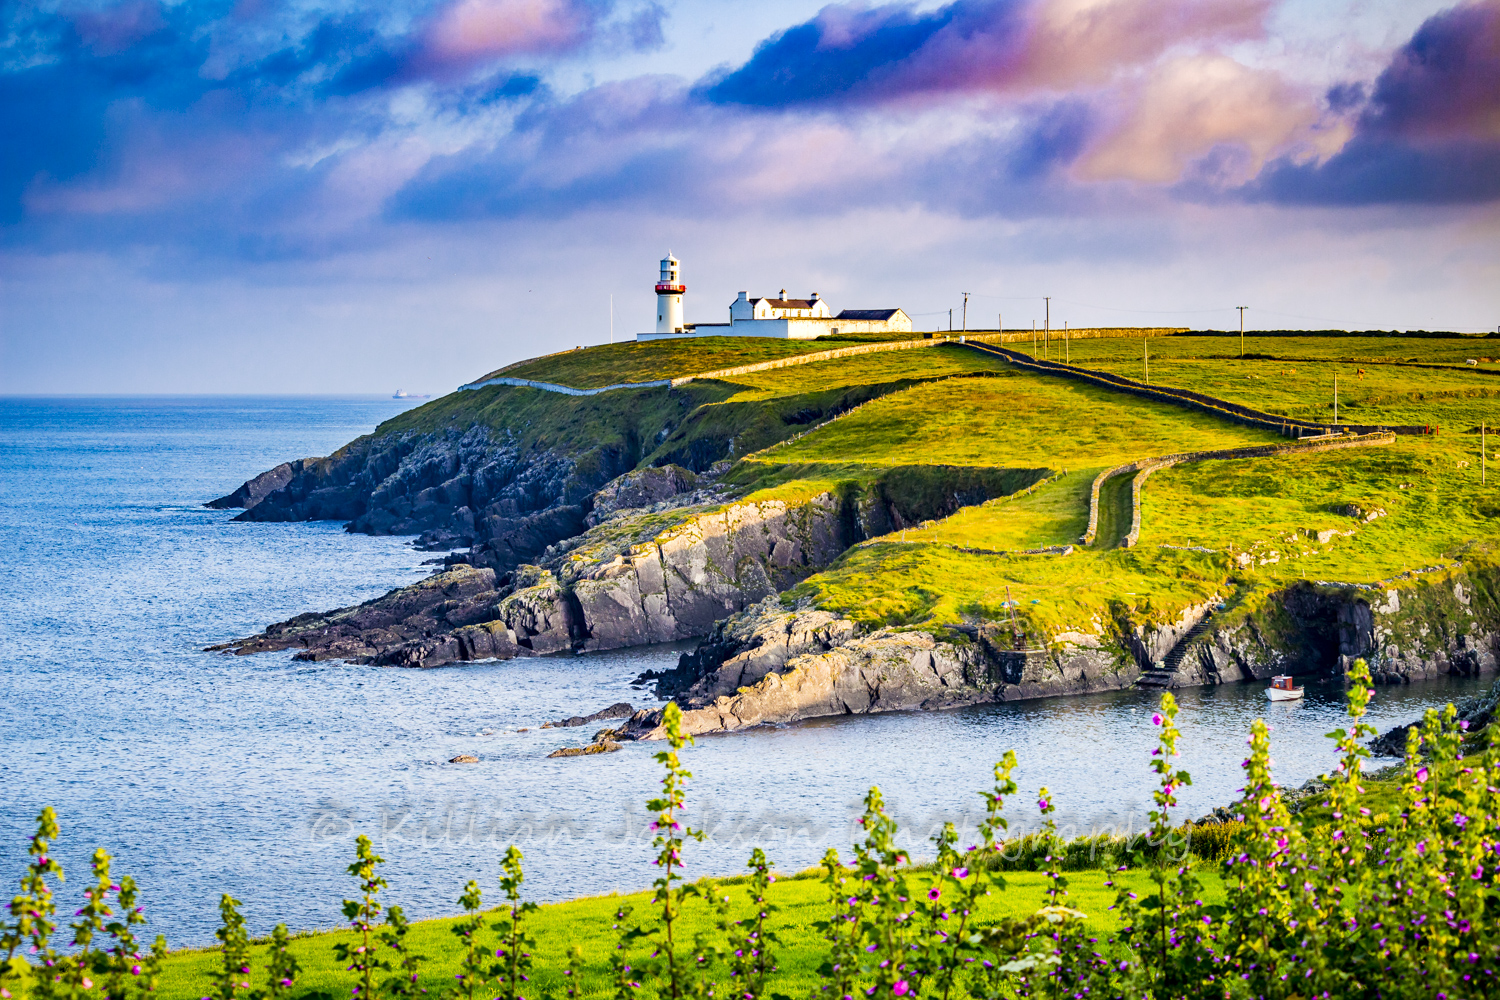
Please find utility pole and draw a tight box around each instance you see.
[962,292,969,332]
[1236,306,1247,358]
[998,312,1002,335]
[1065,320,1069,363]
[1145,340,1150,385]
[1032,321,1036,355]
[949,308,953,332]
[1044,297,1051,359]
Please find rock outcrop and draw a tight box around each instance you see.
[1163,571,1500,689]
[206,459,308,510]
[546,702,635,728]
[615,566,1500,741]
[212,463,1034,668]
[225,425,611,566]
[617,598,1143,740]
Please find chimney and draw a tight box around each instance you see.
[780,288,787,299]
[810,292,820,300]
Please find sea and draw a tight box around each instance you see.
[0,396,1485,947]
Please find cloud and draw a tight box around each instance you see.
[1245,0,1500,205]
[0,0,661,240]
[1365,0,1500,141]
[1077,54,1327,185]
[698,0,1271,107]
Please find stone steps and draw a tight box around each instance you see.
[1137,667,1176,689]
[1161,618,1214,671]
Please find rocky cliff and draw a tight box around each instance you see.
[219,424,609,566]
[211,462,1035,667]
[615,567,1500,740]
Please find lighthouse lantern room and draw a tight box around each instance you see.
[656,254,685,333]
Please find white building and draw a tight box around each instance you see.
[637,256,910,341]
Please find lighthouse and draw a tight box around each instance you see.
[655,254,685,333]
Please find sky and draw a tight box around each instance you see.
[2,0,1499,394]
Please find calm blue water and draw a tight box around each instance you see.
[0,396,1485,948]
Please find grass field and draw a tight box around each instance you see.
[1025,334,1500,427]
[475,336,905,390]
[139,868,1224,1000]
[714,344,1005,401]
[749,371,1281,472]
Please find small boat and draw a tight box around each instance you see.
[1265,675,1305,701]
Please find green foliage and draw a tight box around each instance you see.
[449,881,486,1000]
[376,910,418,1000]
[259,926,300,1000]
[211,896,251,1000]
[1,808,63,1000]
[334,837,387,1000]
[643,702,707,1000]
[726,849,779,1000]
[491,848,535,1000]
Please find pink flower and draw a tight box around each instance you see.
[1152,713,1163,726]
[892,981,910,996]
[1416,767,1429,783]
[951,867,968,879]
[927,887,941,900]
[131,966,141,976]
[1038,798,1049,811]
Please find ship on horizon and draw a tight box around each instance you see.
[392,389,431,400]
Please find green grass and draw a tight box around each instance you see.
[1028,335,1500,427]
[475,337,889,390]
[792,541,1231,634]
[874,469,1098,552]
[1141,437,1500,584]
[142,869,1225,1000]
[716,344,1008,400]
[757,371,1281,472]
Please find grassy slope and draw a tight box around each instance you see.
[362,334,1498,640]
[757,372,1282,470]
[147,869,1224,1000]
[474,336,901,390]
[644,348,1015,473]
[374,345,1009,479]
[755,339,1500,638]
[753,370,1278,633]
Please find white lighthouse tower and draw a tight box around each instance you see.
[655,254,685,334]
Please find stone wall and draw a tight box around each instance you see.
[967,343,1434,438]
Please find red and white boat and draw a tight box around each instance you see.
[1265,675,1305,701]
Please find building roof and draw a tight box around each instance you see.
[756,297,818,310]
[835,309,904,320]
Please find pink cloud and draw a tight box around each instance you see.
[423,0,585,67]
[1076,54,1326,184]
[890,0,1275,98]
